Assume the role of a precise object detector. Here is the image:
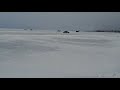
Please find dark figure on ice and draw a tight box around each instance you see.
[57,30,61,32]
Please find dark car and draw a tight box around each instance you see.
[63,31,70,33]
[76,30,80,32]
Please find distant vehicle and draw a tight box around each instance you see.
[30,29,32,31]
[76,30,80,32]
[63,31,70,33]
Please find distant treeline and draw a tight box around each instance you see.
[93,30,120,33]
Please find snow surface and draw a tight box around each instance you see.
[0,29,120,78]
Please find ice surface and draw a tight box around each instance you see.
[0,29,120,78]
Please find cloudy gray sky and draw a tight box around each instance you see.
[0,12,120,30]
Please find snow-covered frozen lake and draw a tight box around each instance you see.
[0,30,120,78]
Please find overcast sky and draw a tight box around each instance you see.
[0,12,120,30]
